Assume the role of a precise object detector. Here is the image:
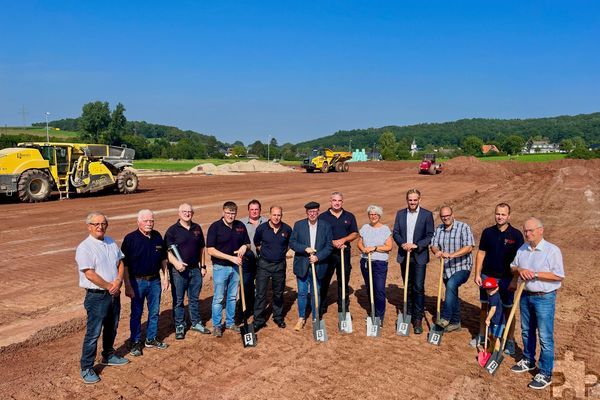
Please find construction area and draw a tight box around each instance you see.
[0,157,599,399]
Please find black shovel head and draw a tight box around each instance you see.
[484,350,505,375]
[313,319,328,342]
[396,313,412,336]
[427,325,444,346]
[240,322,257,348]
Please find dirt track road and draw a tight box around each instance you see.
[1,158,599,399]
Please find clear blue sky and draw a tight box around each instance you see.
[1,1,599,144]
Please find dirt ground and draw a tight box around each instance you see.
[1,157,599,399]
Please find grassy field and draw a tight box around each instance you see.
[478,153,566,162]
[133,158,241,171]
[0,126,79,139]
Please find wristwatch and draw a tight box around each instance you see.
[534,271,539,280]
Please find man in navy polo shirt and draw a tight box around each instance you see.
[318,191,358,317]
[165,203,210,340]
[253,205,293,330]
[472,203,524,353]
[207,201,251,338]
[122,209,170,356]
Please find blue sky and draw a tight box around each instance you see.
[1,1,599,144]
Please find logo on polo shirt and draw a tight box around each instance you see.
[344,220,350,224]
[504,238,516,245]
[236,227,245,234]
[281,232,288,238]
[193,227,202,237]
[155,245,162,252]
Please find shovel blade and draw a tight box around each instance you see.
[240,323,257,348]
[396,313,412,336]
[427,325,444,346]
[478,351,491,367]
[338,312,353,333]
[312,319,328,342]
[367,316,381,337]
[485,351,505,375]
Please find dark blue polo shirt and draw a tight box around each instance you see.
[206,219,250,267]
[254,222,292,263]
[318,209,358,248]
[121,229,166,277]
[164,221,205,268]
[479,224,524,279]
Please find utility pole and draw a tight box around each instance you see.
[18,105,28,127]
[267,134,271,162]
[349,139,352,153]
[45,112,51,143]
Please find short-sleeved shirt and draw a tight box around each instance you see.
[488,291,504,327]
[431,220,475,279]
[121,229,167,277]
[76,235,124,289]
[479,224,524,279]
[511,239,565,293]
[240,215,267,256]
[319,209,358,249]
[206,219,251,267]
[359,224,392,262]
[164,220,205,268]
[254,222,292,263]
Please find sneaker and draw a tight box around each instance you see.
[294,318,306,331]
[80,368,100,384]
[275,320,286,329]
[213,327,223,338]
[101,354,129,366]
[469,335,485,348]
[413,320,423,335]
[129,341,143,357]
[528,373,552,390]
[436,318,450,328]
[511,359,536,373]
[504,339,516,355]
[145,338,168,350]
[190,322,211,334]
[444,323,462,333]
[226,325,241,333]
[175,325,185,340]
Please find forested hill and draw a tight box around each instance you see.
[296,113,600,150]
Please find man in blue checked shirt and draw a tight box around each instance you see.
[430,206,475,332]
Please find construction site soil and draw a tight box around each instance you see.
[1,158,599,399]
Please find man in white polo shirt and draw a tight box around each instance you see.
[510,217,565,390]
[76,211,129,384]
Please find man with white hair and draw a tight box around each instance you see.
[122,209,170,357]
[76,211,128,384]
[510,217,565,390]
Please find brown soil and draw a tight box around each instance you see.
[0,158,598,399]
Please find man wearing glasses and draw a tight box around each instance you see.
[430,206,475,332]
[207,201,251,337]
[165,203,210,340]
[76,212,129,384]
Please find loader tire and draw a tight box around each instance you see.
[18,169,52,203]
[343,163,350,172]
[321,162,329,173]
[117,169,139,194]
[335,162,343,172]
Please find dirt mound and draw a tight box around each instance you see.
[189,160,293,175]
[443,156,512,178]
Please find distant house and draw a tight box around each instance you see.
[523,139,560,154]
[481,144,500,154]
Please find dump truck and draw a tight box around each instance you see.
[419,153,442,174]
[0,142,138,202]
[302,148,353,173]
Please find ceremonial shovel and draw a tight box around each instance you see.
[338,247,352,333]
[238,259,257,348]
[366,253,381,337]
[485,281,525,375]
[477,324,491,367]
[311,261,328,342]
[427,258,445,346]
[396,250,412,336]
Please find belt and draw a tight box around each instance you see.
[525,289,556,296]
[86,288,108,294]
[134,274,160,281]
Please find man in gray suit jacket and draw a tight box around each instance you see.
[392,189,434,334]
[290,201,333,331]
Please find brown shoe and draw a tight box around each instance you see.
[294,318,306,331]
[413,319,423,335]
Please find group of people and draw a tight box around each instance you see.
[75,189,564,391]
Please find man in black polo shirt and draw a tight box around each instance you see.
[472,202,524,353]
[165,203,210,340]
[122,209,170,355]
[318,191,359,317]
[253,205,293,331]
[207,201,251,338]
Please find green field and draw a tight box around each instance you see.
[0,126,80,139]
[478,153,566,162]
[133,158,241,171]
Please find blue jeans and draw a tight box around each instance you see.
[520,290,557,376]
[297,267,320,319]
[441,269,471,324]
[360,258,388,320]
[400,260,426,322]
[80,290,121,370]
[170,267,202,329]
[212,264,240,329]
[130,277,161,342]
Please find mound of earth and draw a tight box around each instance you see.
[189,160,293,175]
[443,156,512,179]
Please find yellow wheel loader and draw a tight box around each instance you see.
[0,142,138,202]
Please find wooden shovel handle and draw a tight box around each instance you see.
[311,262,319,313]
[340,247,346,301]
[238,263,246,311]
[368,252,375,306]
[500,280,526,350]
[436,258,444,317]
[403,250,411,305]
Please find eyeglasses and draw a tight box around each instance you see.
[440,214,452,219]
[141,219,155,223]
[180,210,193,214]
[368,213,380,216]
[89,222,108,228]
[224,211,237,215]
